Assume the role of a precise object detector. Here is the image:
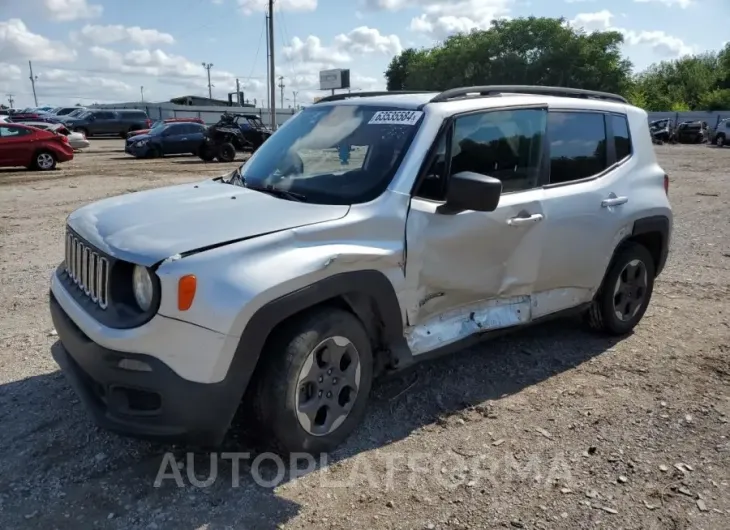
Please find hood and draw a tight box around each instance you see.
[67,179,350,267]
[128,133,153,142]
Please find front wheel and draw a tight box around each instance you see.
[717,135,726,148]
[252,308,374,454]
[586,242,656,335]
[198,144,215,161]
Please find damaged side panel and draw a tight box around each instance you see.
[401,190,546,354]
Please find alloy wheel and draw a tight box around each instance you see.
[613,259,648,322]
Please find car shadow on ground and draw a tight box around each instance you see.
[0,315,622,529]
[171,159,244,165]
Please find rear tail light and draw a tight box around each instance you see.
[663,174,669,195]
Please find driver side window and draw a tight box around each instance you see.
[415,108,547,200]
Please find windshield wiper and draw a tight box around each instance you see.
[244,183,307,202]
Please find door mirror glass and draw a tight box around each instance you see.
[443,171,502,212]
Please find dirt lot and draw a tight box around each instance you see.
[0,140,728,530]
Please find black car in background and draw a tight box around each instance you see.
[61,109,151,138]
[649,119,675,143]
[675,121,709,144]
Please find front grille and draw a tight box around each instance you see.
[64,231,109,309]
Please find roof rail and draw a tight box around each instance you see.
[429,85,628,104]
[314,90,435,104]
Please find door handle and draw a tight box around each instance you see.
[507,213,544,226]
[601,196,628,207]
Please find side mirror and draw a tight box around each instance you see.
[443,171,502,213]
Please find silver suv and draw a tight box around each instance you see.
[50,86,672,453]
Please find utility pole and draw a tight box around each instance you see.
[267,0,276,129]
[140,86,144,102]
[236,78,242,106]
[201,62,213,99]
[28,61,38,106]
[278,76,285,109]
[265,12,270,110]
[292,90,298,109]
[6,94,14,108]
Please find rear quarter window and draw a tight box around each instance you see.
[611,114,632,161]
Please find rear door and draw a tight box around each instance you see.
[532,109,633,318]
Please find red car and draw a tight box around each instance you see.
[0,122,74,170]
[126,117,205,139]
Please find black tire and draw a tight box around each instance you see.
[31,150,57,171]
[198,144,215,162]
[147,145,162,158]
[717,135,726,148]
[216,142,236,163]
[251,307,374,454]
[586,242,656,335]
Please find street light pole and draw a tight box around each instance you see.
[140,86,144,102]
[201,62,214,99]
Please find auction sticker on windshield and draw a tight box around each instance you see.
[368,110,423,126]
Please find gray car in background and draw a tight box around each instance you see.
[62,109,151,138]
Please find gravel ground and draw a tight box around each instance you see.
[0,140,728,530]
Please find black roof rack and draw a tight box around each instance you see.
[429,85,628,104]
[314,90,435,104]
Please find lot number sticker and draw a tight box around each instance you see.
[368,110,423,126]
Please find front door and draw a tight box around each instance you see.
[403,106,549,355]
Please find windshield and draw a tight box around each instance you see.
[150,121,165,130]
[247,117,264,128]
[237,105,423,204]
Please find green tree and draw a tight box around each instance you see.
[384,17,633,94]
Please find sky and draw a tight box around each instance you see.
[0,0,728,108]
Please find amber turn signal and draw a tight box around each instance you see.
[178,275,197,311]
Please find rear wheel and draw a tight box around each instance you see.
[586,242,656,335]
[216,142,236,162]
[32,151,57,171]
[252,307,373,454]
[717,135,726,147]
[198,144,215,162]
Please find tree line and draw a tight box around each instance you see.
[384,17,730,112]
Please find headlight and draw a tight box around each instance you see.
[132,265,154,311]
[135,140,147,147]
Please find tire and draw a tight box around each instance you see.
[216,142,236,162]
[586,242,656,335]
[198,144,215,162]
[147,145,162,158]
[32,151,57,171]
[717,135,726,148]
[74,127,89,138]
[251,307,374,454]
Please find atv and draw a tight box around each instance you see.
[198,113,272,162]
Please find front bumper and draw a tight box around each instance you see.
[124,143,149,157]
[50,292,241,446]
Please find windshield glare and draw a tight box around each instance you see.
[238,105,423,204]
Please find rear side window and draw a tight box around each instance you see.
[94,111,115,120]
[0,126,31,137]
[548,112,607,184]
[125,111,147,119]
[611,114,632,161]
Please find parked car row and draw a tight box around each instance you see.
[124,113,272,161]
